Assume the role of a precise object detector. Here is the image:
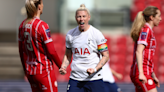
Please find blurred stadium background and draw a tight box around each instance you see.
[1,0,164,92]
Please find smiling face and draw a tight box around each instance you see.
[75,10,90,32]
[152,9,162,26]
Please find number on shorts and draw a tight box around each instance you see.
[24,32,33,51]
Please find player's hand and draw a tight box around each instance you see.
[153,77,160,87]
[87,68,96,75]
[59,67,67,75]
[139,73,147,84]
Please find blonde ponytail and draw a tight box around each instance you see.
[130,6,159,42]
[24,0,41,25]
[130,11,146,42]
[25,0,37,18]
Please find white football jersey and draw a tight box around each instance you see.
[102,61,115,83]
[66,25,107,81]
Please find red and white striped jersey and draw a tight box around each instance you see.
[19,17,54,75]
[130,23,156,77]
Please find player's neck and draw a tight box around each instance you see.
[35,13,41,19]
[146,22,154,29]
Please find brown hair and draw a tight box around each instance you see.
[130,6,159,42]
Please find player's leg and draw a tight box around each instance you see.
[85,79,105,92]
[44,69,58,92]
[66,78,85,92]
[147,88,157,92]
[143,76,157,92]
[131,76,156,92]
[33,70,58,92]
[103,82,111,92]
[131,77,147,92]
[104,82,121,92]
[133,82,147,92]
[26,75,41,92]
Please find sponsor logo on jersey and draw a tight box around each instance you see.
[46,29,51,38]
[141,32,147,40]
[137,86,141,89]
[42,85,47,90]
[74,48,90,55]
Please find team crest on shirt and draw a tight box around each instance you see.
[46,29,51,38]
[148,79,153,85]
[141,32,147,40]
[88,39,91,44]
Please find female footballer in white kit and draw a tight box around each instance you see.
[59,4,109,92]
[103,60,122,92]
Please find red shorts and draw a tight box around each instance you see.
[26,70,58,92]
[130,75,156,92]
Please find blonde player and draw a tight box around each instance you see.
[130,6,161,92]
[18,0,61,92]
[59,4,109,92]
[103,60,122,92]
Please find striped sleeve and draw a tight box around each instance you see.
[18,20,25,41]
[39,22,53,44]
[137,27,151,46]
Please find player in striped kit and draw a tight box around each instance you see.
[59,4,109,92]
[130,6,161,92]
[18,0,61,92]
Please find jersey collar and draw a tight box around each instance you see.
[145,23,153,32]
[34,16,40,19]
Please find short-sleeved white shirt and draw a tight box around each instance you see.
[66,25,107,81]
[102,61,115,83]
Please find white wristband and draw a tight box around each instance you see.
[94,68,97,72]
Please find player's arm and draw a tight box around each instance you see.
[110,68,123,80]
[87,50,109,75]
[18,40,26,71]
[18,28,26,71]
[39,22,62,68]
[137,28,151,83]
[136,44,147,83]
[96,50,109,71]
[59,48,72,75]
[61,48,72,69]
[18,41,23,61]
[152,72,160,87]
[45,42,62,68]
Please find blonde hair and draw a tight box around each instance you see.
[24,0,41,24]
[130,6,159,42]
[76,4,90,16]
